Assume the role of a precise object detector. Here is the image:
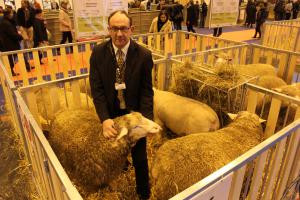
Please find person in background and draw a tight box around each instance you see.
[245,0,257,28]
[33,8,48,64]
[140,0,151,10]
[292,0,299,19]
[200,0,207,28]
[149,9,172,33]
[253,3,268,39]
[285,0,293,20]
[0,7,31,75]
[194,1,200,27]
[89,10,154,200]
[186,0,196,32]
[51,0,59,9]
[274,0,285,20]
[0,6,4,21]
[33,0,42,10]
[213,27,222,37]
[17,0,35,49]
[156,0,166,10]
[59,0,72,44]
[172,1,184,30]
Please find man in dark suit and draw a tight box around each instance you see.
[89,10,153,200]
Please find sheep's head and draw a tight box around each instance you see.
[114,112,161,145]
[214,52,233,66]
[228,111,266,123]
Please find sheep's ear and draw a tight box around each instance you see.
[273,88,282,92]
[228,113,237,120]
[116,127,128,140]
[259,118,266,123]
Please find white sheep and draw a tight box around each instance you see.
[154,89,220,136]
[273,83,300,99]
[213,53,277,77]
[48,109,161,192]
[237,63,277,77]
[151,111,263,200]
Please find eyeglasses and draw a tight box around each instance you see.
[109,26,131,33]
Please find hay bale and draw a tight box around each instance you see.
[169,61,205,98]
[48,109,160,192]
[151,111,263,200]
[154,89,219,136]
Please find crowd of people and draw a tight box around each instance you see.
[1,0,300,76]
[0,0,73,76]
[274,0,299,20]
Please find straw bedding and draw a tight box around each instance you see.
[0,118,39,199]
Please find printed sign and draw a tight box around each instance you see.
[209,0,239,28]
[73,0,128,40]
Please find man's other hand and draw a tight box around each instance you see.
[102,119,118,139]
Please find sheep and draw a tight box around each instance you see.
[48,109,161,192]
[154,89,220,136]
[245,75,287,112]
[273,83,300,99]
[237,63,277,77]
[214,53,277,77]
[151,111,263,200]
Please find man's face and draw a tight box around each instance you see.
[108,13,133,49]
[21,0,26,7]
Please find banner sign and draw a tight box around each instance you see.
[209,0,239,28]
[73,0,128,40]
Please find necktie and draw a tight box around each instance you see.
[116,49,126,109]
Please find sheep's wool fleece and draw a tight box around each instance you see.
[151,112,263,200]
[49,109,130,192]
[236,64,276,77]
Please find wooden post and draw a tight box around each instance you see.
[17,53,29,86]
[264,98,281,139]
[46,49,56,81]
[32,51,43,83]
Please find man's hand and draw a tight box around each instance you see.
[102,119,118,139]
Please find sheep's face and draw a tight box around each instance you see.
[215,53,233,67]
[115,112,161,145]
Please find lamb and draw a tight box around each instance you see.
[154,89,220,136]
[151,111,263,200]
[48,109,161,192]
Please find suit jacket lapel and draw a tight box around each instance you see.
[125,40,137,84]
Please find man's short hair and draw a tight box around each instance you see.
[108,10,133,26]
[3,8,12,17]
